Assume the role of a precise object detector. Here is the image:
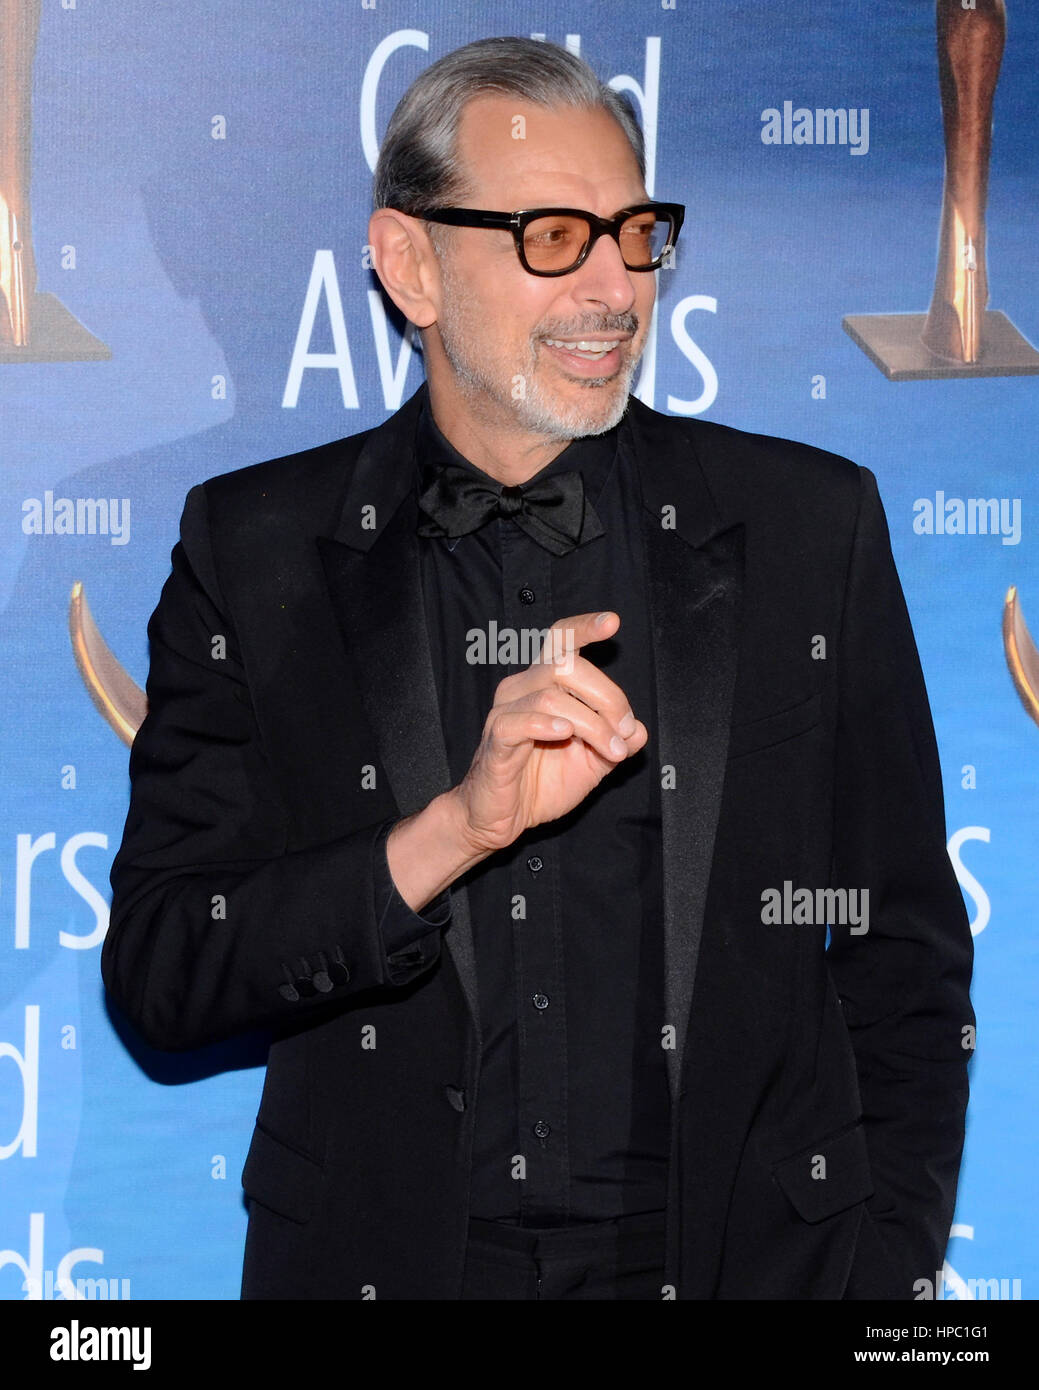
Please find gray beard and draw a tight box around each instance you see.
[437,329,639,442]
[434,260,641,442]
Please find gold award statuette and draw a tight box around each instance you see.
[1,0,109,361]
[843,0,1039,380]
[68,581,146,745]
[1003,586,1039,730]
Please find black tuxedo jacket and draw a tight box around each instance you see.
[103,384,973,1299]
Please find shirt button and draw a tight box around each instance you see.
[527,855,543,874]
[444,1085,467,1112]
[518,587,536,605]
[532,993,550,1011]
[533,1120,551,1140]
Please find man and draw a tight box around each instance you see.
[102,36,974,1300]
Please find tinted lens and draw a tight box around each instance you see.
[522,215,592,271]
[618,211,673,266]
[521,212,674,272]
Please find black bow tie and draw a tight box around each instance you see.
[416,461,604,556]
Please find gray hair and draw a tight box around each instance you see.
[373,36,645,239]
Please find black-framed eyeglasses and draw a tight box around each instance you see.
[416,202,685,276]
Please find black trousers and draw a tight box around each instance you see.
[460,1211,667,1300]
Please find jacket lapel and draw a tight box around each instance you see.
[622,401,745,1105]
[314,385,745,1101]
[315,385,482,1039]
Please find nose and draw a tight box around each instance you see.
[568,229,638,313]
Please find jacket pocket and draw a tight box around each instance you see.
[728,691,822,760]
[241,1121,324,1225]
[772,1120,874,1223]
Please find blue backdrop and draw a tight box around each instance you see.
[1,0,1035,1300]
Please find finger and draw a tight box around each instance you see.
[484,708,581,760]
[625,718,649,755]
[496,613,636,740]
[491,616,607,699]
[534,610,619,667]
[499,688,634,764]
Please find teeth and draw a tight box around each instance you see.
[544,338,618,357]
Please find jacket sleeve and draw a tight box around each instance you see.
[102,482,449,1052]
[826,465,974,1297]
[372,817,452,982]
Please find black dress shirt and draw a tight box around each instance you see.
[371,393,670,1225]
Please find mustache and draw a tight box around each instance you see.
[536,312,639,340]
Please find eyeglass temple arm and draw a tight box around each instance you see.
[418,208,518,229]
